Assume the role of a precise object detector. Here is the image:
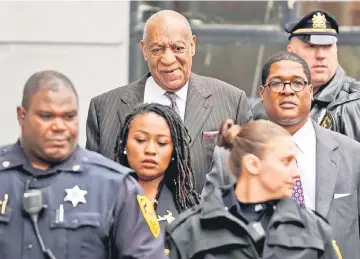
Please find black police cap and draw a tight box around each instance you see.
[285,10,339,45]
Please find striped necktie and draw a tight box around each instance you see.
[164,92,180,116]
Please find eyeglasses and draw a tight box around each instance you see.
[263,79,309,93]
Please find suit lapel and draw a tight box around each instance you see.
[116,73,148,124]
[184,73,213,147]
[314,122,340,217]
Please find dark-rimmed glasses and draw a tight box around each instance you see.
[263,79,309,93]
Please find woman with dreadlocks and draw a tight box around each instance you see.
[114,103,200,230]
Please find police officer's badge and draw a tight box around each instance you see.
[319,111,333,130]
[312,12,327,29]
[137,195,160,238]
[64,185,87,207]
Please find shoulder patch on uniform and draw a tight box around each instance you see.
[137,195,160,238]
[332,240,342,259]
[320,111,333,130]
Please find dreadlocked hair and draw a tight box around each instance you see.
[114,103,200,212]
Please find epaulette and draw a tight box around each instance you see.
[82,150,133,175]
[166,204,201,233]
[0,144,14,157]
[304,207,330,224]
[350,80,360,93]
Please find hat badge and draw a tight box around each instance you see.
[312,12,327,29]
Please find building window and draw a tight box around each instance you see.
[130,1,360,97]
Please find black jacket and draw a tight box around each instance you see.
[252,66,360,142]
[166,184,341,259]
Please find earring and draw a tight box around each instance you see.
[171,157,174,161]
[123,150,127,155]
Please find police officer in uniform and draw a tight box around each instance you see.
[0,70,168,259]
[252,10,360,142]
[166,119,342,259]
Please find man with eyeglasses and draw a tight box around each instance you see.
[204,51,360,259]
[252,10,360,142]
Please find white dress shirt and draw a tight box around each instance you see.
[292,118,317,211]
[143,76,188,121]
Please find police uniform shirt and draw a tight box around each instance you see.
[0,142,167,259]
[222,186,276,255]
[223,185,275,224]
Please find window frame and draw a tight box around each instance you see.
[128,1,360,83]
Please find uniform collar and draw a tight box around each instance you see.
[269,198,305,227]
[313,66,346,104]
[223,185,277,221]
[202,184,305,227]
[0,141,86,175]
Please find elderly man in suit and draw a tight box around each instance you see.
[86,10,252,192]
[204,51,360,258]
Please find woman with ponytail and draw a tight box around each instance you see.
[165,119,342,259]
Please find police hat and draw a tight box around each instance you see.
[285,10,339,45]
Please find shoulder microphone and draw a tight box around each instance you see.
[23,180,57,259]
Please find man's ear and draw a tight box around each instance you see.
[309,84,313,100]
[191,35,196,56]
[17,106,25,127]
[259,86,265,101]
[140,40,148,61]
[287,43,293,53]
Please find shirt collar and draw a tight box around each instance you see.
[0,141,85,175]
[222,184,269,218]
[202,184,305,227]
[146,76,189,101]
[175,80,189,101]
[292,118,315,153]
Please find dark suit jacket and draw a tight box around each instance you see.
[202,121,360,258]
[86,73,252,192]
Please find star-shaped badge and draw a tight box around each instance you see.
[64,185,87,207]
